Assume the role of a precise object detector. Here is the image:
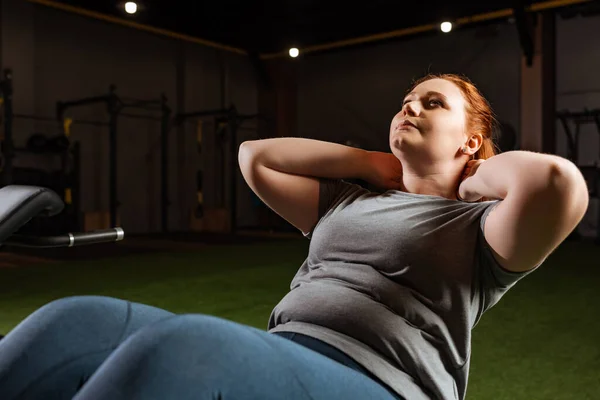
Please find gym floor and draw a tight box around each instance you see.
[0,235,598,400]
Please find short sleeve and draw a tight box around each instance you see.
[303,179,362,239]
[474,201,544,318]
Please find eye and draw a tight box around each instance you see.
[428,99,443,107]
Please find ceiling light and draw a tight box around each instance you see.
[440,21,452,33]
[124,2,138,14]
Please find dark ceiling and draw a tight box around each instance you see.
[50,0,599,54]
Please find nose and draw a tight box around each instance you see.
[402,100,420,117]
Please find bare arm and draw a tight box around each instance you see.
[458,150,570,201]
[238,138,374,234]
[459,151,589,272]
[239,138,372,179]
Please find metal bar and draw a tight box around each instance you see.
[542,9,557,155]
[123,104,163,112]
[26,0,247,55]
[574,122,581,164]
[108,97,119,228]
[118,112,162,121]
[14,113,57,122]
[121,98,164,110]
[160,96,171,233]
[513,2,535,67]
[175,108,232,122]
[1,69,14,186]
[5,228,124,248]
[558,116,577,162]
[73,141,82,230]
[229,120,238,233]
[594,115,600,160]
[558,88,600,96]
[14,113,108,127]
[261,23,438,59]
[57,95,112,120]
[69,119,109,128]
[175,43,187,234]
[530,0,592,12]
[556,109,600,119]
[237,113,263,120]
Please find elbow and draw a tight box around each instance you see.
[549,158,588,195]
[238,140,259,169]
[238,140,257,157]
[549,160,590,221]
[519,158,586,194]
[511,158,589,212]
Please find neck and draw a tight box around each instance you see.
[399,160,464,200]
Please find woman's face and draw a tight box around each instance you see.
[389,78,469,163]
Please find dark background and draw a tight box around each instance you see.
[1,0,599,237]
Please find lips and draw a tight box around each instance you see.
[397,120,416,130]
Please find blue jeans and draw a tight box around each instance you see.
[0,296,404,400]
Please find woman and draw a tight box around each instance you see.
[0,74,588,400]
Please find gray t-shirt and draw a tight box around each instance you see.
[268,179,541,400]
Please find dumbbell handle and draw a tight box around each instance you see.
[4,228,125,248]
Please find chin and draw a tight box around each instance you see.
[390,135,410,152]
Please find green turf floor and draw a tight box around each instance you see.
[0,238,598,399]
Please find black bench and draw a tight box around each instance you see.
[0,185,125,341]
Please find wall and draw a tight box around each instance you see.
[0,0,258,234]
[1,0,36,136]
[556,12,600,238]
[296,21,522,152]
[2,2,599,236]
[295,13,600,239]
[556,13,600,166]
[32,5,178,234]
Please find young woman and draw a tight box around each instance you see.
[0,74,588,400]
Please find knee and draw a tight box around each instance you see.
[120,314,253,363]
[19,295,131,341]
[36,295,127,321]
[75,316,272,399]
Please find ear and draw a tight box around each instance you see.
[465,134,483,156]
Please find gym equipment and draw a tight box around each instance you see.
[0,69,16,187]
[25,133,50,153]
[0,184,124,341]
[556,109,600,164]
[0,185,124,247]
[171,105,263,234]
[57,86,171,231]
[0,70,84,235]
[0,185,125,248]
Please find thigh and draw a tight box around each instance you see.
[0,295,174,400]
[74,314,400,400]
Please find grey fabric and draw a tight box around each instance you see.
[268,179,541,400]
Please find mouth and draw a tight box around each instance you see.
[397,120,417,130]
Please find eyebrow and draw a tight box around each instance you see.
[404,91,449,102]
